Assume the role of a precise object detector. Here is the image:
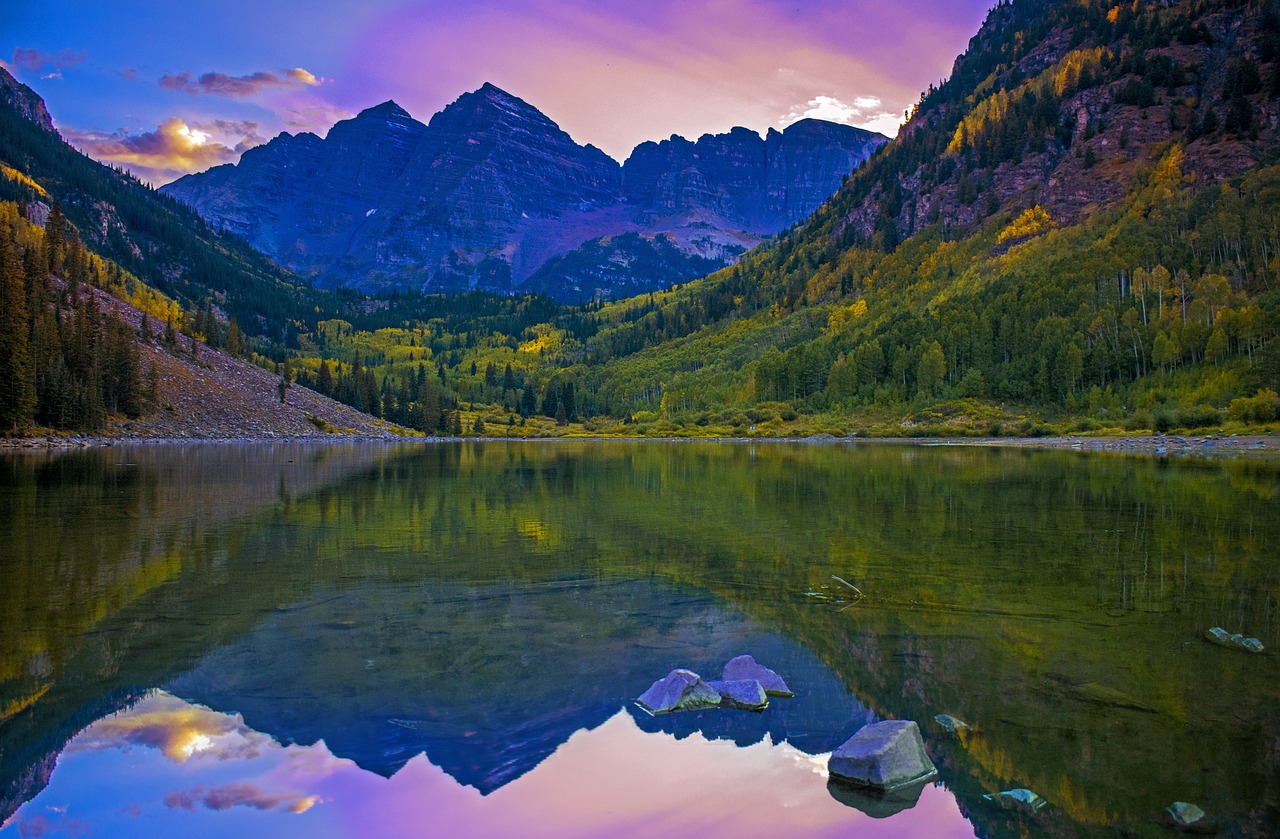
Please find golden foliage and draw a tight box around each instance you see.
[947,47,1109,155]
[827,298,868,332]
[998,206,1056,244]
[1,164,49,198]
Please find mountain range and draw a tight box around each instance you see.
[162,84,886,301]
[1,0,1278,442]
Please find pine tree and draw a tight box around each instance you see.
[227,318,242,357]
[45,202,65,276]
[0,234,36,431]
[317,358,333,394]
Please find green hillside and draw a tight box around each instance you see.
[3,0,1280,438]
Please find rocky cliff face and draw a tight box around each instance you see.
[163,84,886,300]
[819,0,1280,248]
[623,120,883,231]
[0,67,55,134]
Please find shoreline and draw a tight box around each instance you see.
[3,431,1278,457]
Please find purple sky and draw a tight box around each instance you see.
[2,0,995,184]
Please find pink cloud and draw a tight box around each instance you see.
[10,47,87,73]
[12,813,92,838]
[164,784,319,814]
[339,0,989,158]
[160,67,321,98]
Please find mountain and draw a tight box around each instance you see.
[542,0,1280,433]
[0,68,55,134]
[0,67,335,342]
[814,0,1280,246]
[162,84,886,301]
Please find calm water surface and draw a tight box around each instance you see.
[1,441,1277,838]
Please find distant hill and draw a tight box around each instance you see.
[162,84,886,301]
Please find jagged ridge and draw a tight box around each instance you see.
[163,84,886,301]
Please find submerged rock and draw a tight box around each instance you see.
[828,720,938,793]
[1166,801,1207,829]
[635,669,722,715]
[983,788,1047,814]
[722,654,794,697]
[934,713,971,736]
[1204,626,1265,653]
[705,679,769,711]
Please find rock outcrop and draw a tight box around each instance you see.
[1204,627,1265,653]
[983,788,1048,814]
[163,84,886,301]
[0,67,56,134]
[721,654,794,697]
[704,679,769,711]
[828,719,938,793]
[635,669,723,715]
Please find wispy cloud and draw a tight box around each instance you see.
[6,811,92,838]
[10,47,87,74]
[164,784,319,814]
[159,67,321,98]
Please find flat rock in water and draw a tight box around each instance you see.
[1166,801,1207,828]
[983,788,1047,814]
[706,679,769,711]
[1204,626,1265,653]
[722,654,794,697]
[828,720,938,793]
[934,713,971,736]
[636,669,722,715]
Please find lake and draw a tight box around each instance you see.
[1,440,1277,838]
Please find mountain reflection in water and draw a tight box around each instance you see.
[2,441,1278,838]
[5,692,974,839]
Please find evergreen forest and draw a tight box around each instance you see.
[2,0,1279,438]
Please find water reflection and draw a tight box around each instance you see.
[166,577,871,789]
[5,692,975,839]
[2,441,1278,838]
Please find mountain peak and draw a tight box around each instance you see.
[0,66,57,134]
[456,82,541,118]
[477,82,514,99]
[361,99,409,116]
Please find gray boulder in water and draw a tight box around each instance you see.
[722,654,794,697]
[1204,626,1265,653]
[705,679,769,711]
[934,713,972,736]
[983,788,1047,814]
[1166,801,1207,829]
[828,720,938,792]
[635,669,722,714]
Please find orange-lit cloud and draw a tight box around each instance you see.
[160,67,321,98]
[64,117,264,185]
[164,784,320,814]
[64,692,271,762]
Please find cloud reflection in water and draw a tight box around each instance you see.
[4,692,977,839]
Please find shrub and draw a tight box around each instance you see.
[1175,404,1220,430]
[1227,389,1280,424]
